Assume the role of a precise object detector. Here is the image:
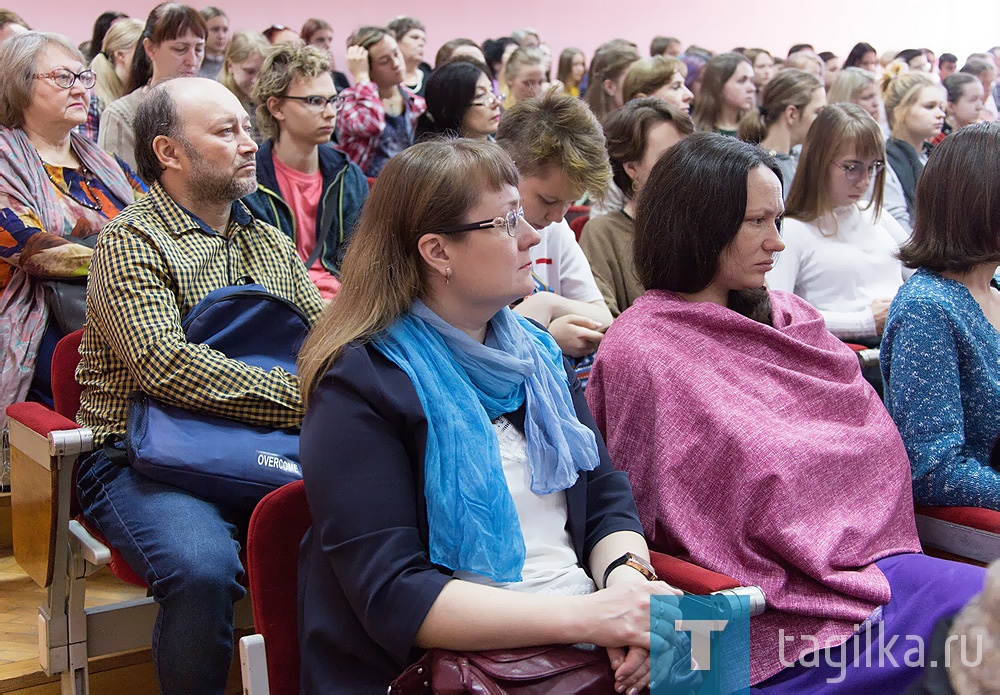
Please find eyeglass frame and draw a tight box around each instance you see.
[470,93,502,109]
[281,94,346,111]
[34,68,97,90]
[835,160,885,183]
[433,207,525,238]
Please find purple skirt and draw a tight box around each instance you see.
[752,553,985,694]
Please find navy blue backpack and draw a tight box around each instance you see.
[125,283,309,509]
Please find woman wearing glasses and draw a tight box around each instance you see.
[0,31,145,414]
[767,104,910,345]
[244,43,368,300]
[295,139,687,694]
[416,60,501,141]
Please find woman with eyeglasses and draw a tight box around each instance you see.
[768,104,910,345]
[243,43,368,300]
[0,31,145,415]
[295,138,688,694]
[416,60,501,141]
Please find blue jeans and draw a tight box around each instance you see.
[77,446,246,694]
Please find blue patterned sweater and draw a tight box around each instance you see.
[881,268,1000,510]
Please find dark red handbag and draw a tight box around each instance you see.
[388,644,616,694]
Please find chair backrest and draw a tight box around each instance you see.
[246,479,311,694]
[52,328,85,421]
[569,215,590,241]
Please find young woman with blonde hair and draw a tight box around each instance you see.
[691,51,755,134]
[502,47,544,108]
[217,30,270,143]
[81,17,143,141]
[737,68,825,197]
[880,63,945,230]
[768,103,909,343]
[828,67,881,122]
[621,55,693,112]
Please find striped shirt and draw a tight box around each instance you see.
[76,181,325,442]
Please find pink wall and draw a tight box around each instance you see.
[17,0,1000,73]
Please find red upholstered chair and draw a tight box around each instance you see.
[240,479,311,694]
[914,505,1000,564]
[569,214,590,242]
[237,481,764,694]
[7,330,252,693]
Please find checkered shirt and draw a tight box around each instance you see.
[76,181,325,442]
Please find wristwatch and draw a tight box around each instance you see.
[602,552,658,586]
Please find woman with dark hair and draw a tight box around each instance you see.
[295,139,685,693]
[843,41,880,72]
[586,131,985,692]
[768,104,906,344]
[416,61,500,141]
[97,2,206,170]
[882,122,1000,511]
[691,52,755,134]
[928,72,985,148]
[481,36,518,85]
[435,37,486,68]
[81,10,126,63]
[894,48,930,73]
[580,98,693,316]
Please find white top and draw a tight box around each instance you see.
[767,204,912,339]
[453,417,597,595]
[529,219,604,303]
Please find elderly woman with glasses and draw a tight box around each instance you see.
[0,31,145,417]
[767,104,910,346]
[243,43,368,299]
[295,138,690,694]
[416,60,502,141]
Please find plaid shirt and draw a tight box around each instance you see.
[335,81,426,175]
[76,181,325,442]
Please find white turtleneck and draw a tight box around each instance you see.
[766,204,913,340]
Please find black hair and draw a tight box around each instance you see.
[634,132,781,324]
[87,11,127,62]
[843,42,876,69]
[481,37,518,79]
[416,61,487,139]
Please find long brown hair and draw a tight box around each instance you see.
[692,52,751,132]
[737,69,822,144]
[784,103,885,225]
[297,140,519,400]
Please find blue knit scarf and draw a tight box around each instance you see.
[372,300,600,582]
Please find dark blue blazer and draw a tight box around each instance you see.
[297,340,643,694]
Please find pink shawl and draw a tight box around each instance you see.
[586,290,921,684]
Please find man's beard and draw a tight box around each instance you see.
[180,140,256,203]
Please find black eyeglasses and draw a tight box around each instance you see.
[35,69,96,90]
[435,207,524,238]
[282,94,346,111]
